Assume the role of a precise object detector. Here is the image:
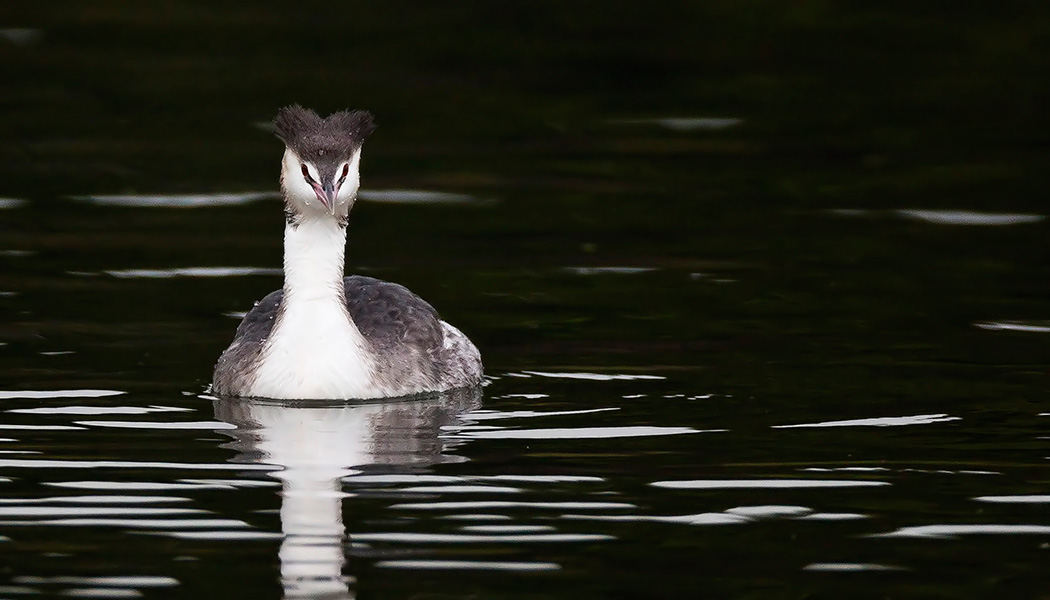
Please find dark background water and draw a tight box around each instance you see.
[1,2,1049,599]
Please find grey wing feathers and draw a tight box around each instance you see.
[344,275,447,389]
[211,289,283,396]
[343,276,444,353]
[232,289,284,344]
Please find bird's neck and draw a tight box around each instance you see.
[252,213,376,400]
[282,215,348,302]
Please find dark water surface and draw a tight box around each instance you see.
[2,3,1050,599]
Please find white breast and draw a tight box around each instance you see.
[247,295,378,399]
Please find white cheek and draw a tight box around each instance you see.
[337,150,362,203]
[282,150,317,206]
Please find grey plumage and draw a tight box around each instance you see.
[211,276,481,398]
[211,289,282,397]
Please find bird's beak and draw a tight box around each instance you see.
[322,180,337,214]
[312,181,338,213]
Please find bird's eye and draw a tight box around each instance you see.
[300,163,312,182]
[340,164,349,180]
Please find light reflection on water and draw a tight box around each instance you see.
[772,413,961,428]
[0,367,1045,597]
[213,389,482,599]
[71,192,279,208]
[0,390,125,400]
[828,208,1047,225]
[104,267,283,279]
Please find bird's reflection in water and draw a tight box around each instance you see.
[213,387,482,599]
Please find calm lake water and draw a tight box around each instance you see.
[2,3,1050,599]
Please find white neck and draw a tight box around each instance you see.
[247,215,377,399]
[283,215,347,299]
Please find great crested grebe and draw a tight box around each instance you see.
[212,105,483,400]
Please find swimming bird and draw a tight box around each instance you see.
[212,105,483,400]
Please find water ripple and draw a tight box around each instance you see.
[0,496,188,505]
[375,560,560,571]
[454,425,713,440]
[0,197,27,209]
[803,563,904,572]
[796,513,868,521]
[463,407,620,420]
[395,485,523,494]
[519,371,665,381]
[724,505,813,518]
[831,208,1046,226]
[136,530,283,540]
[975,320,1050,333]
[872,524,1050,539]
[611,117,744,131]
[75,421,236,431]
[104,267,281,279]
[351,532,613,543]
[9,406,191,416]
[0,389,124,400]
[560,513,749,526]
[0,424,85,431]
[472,475,605,483]
[774,414,960,429]
[0,459,275,471]
[895,209,1044,226]
[460,525,557,533]
[564,266,656,275]
[0,506,202,517]
[345,474,462,485]
[46,481,240,491]
[71,192,278,208]
[15,576,177,587]
[439,514,514,521]
[2,518,250,529]
[358,189,488,205]
[652,479,890,490]
[974,495,1050,504]
[560,503,867,527]
[390,501,635,511]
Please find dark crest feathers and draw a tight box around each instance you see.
[273,105,377,162]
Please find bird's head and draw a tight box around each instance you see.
[273,105,377,219]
